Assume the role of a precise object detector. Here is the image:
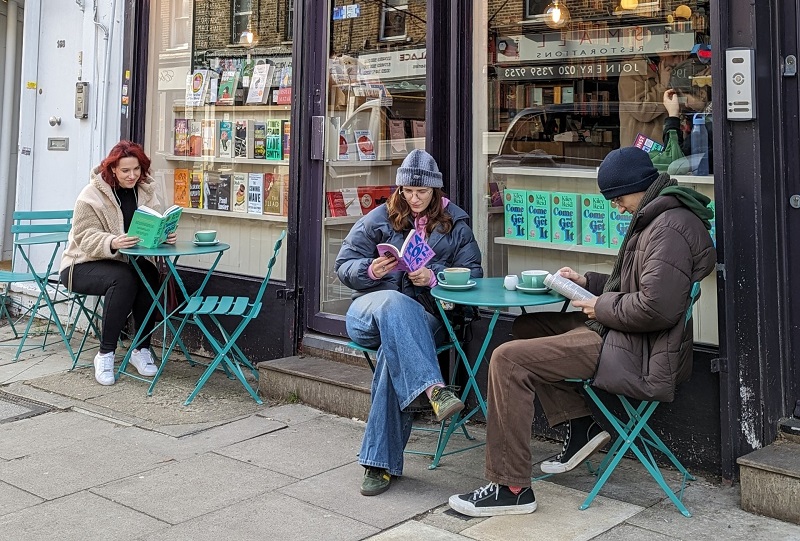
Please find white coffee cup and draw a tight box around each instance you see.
[503,275,520,291]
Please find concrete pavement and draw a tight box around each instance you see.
[1,326,799,541]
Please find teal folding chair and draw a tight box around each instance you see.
[348,321,481,468]
[557,282,702,517]
[172,230,285,406]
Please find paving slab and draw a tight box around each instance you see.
[0,433,170,499]
[0,352,74,384]
[418,504,492,535]
[279,460,486,530]
[459,481,643,541]
[0,480,44,517]
[138,492,379,541]
[0,490,167,540]
[367,520,472,540]
[591,524,680,540]
[626,480,800,541]
[217,414,365,479]
[256,403,328,425]
[92,452,296,524]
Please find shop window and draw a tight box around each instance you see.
[380,1,408,41]
[170,0,193,49]
[232,0,253,45]
[284,0,294,42]
[524,0,548,19]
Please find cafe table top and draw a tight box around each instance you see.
[119,241,231,258]
[431,277,566,308]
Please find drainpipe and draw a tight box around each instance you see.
[0,0,19,257]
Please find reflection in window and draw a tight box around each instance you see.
[171,0,193,49]
[284,0,295,41]
[524,0,548,18]
[380,1,408,41]
[232,0,253,44]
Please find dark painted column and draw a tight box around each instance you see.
[120,0,149,144]
[426,1,451,188]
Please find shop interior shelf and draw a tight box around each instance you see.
[173,104,293,113]
[182,207,288,223]
[326,160,394,167]
[491,166,715,185]
[324,216,361,226]
[494,236,619,256]
[163,154,290,166]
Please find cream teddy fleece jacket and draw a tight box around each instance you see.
[59,166,161,275]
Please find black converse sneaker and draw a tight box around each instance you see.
[449,482,537,517]
[540,416,611,474]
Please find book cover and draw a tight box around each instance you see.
[217,71,238,105]
[580,194,609,247]
[173,119,189,156]
[281,173,290,217]
[503,189,527,239]
[246,63,274,105]
[201,119,217,157]
[189,169,203,208]
[188,120,202,157]
[551,192,578,245]
[234,119,253,159]
[338,129,353,161]
[340,187,362,217]
[262,173,282,215]
[265,119,283,161]
[247,172,264,215]
[544,273,596,301]
[388,119,407,156]
[232,172,248,213]
[354,130,377,161]
[253,122,267,159]
[217,173,233,211]
[128,205,183,249]
[282,121,291,161]
[184,70,210,107]
[376,230,436,273]
[218,121,234,158]
[276,66,292,105]
[357,185,392,214]
[204,171,220,210]
[489,181,503,208]
[633,132,664,153]
[173,168,190,208]
[526,190,551,242]
[608,205,632,249]
[326,191,347,217]
[411,120,426,139]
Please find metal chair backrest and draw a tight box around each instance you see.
[11,210,74,236]
[251,230,286,307]
[684,282,701,330]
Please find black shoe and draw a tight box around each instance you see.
[540,416,610,474]
[360,466,391,496]
[449,482,537,517]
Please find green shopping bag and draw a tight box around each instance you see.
[648,130,684,172]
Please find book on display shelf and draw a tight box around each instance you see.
[253,122,267,159]
[388,119,407,156]
[246,62,274,105]
[340,188,362,217]
[232,173,248,213]
[263,173,283,215]
[247,172,264,215]
[173,168,190,208]
[218,121,234,159]
[217,172,233,212]
[173,119,189,156]
[217,71,238,106]
[234,119,253,159]
[189,170,203,209]
[282,121,291,161]
[326,191,347,217]
[201,119,217,157]
[354,129,376,161]
[188,120,202,157]
[265,119,283,161]
[204,171,220,210]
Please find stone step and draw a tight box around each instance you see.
[257,355,372,420]
[737,440,800,525]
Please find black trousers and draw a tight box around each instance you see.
[60,259,160,354]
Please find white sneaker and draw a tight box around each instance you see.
[130,348,159,377]
[93,352,116,386]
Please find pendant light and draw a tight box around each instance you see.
[239,0,260,46]
[544,0,570,29]
[620,0,639,9]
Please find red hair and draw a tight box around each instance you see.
[99,140,151,187]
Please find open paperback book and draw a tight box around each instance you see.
[377,230,435,273]
[543,273,596,302]
[127,205,182,249]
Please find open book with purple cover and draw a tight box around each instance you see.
[377,230,435,273]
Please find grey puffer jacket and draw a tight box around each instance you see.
[335,202,483,302]
[584,194,716,402]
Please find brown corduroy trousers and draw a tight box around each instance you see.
[484,312,603,487]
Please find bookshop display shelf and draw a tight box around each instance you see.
[324,216,362,226]
[326,160,394,168]
[494,237,618,256]
[492,166,715,185]
[173,105,292,113]
[182,207,288,223]
[163,155,289,166]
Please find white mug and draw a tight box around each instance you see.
[503,275,520,291]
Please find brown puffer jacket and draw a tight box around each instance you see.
[584,195,716,402]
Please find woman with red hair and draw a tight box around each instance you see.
[59,141,177,386]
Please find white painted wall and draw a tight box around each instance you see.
[15,0,125,271]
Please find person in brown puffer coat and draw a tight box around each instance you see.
[449,147,716,518]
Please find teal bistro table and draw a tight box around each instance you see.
[429,276,568,467]
[117,241,230,395]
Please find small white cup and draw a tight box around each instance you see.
[503,275,520,291]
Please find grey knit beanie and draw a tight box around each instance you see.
[597,147,660,200]
[395,149,444,188]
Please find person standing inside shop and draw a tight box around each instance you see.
[618,53,686,147]
[449,147,716,517]
[60,141,177,386]
[335,149,483,497]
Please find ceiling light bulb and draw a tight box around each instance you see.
[240,28,255,45]
[545,1,570,29]
[620,0,639,9]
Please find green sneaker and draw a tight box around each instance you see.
[361,467,391,496]
[430,387,464,422]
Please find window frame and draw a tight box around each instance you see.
[284,0,295,42]
[231,0,253,45]
[379,1,408,42]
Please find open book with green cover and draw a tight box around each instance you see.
[128,205,182,249]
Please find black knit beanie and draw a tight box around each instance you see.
[597,147,660,200]
[395,149,444,188]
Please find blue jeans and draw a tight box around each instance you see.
[346,289,447,476]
